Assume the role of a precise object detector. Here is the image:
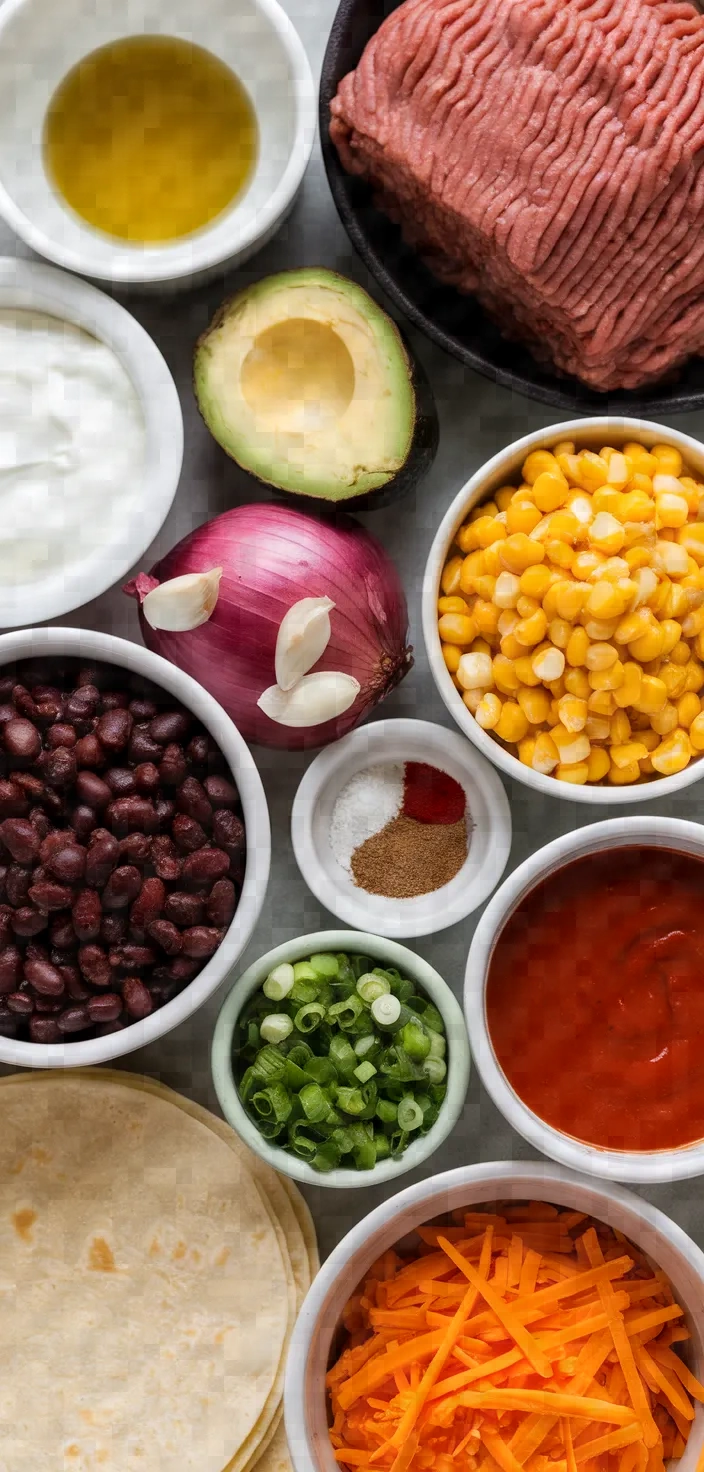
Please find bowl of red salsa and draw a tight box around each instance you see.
[466,816,704,1183]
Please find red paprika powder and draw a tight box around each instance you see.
[402,762,466,825]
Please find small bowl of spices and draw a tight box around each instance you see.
[291,718,511,937]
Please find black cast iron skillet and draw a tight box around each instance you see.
[319,0,704,414]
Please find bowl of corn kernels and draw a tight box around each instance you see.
[422,417,704,802]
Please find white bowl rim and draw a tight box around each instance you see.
[290,718,512,938]
[285,1158,704,1472]
[0,256,183,624]
[0,0,315,283]
[0,626,271,1067]
[466,815,704,1183]
[210,927,471,1189]
[423,414,704,806]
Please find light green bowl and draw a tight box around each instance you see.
[211,929,471,1189]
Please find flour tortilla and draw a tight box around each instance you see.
[0,1075,290,1472]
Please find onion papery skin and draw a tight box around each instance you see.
[135,503,413,750]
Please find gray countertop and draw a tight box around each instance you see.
[2,0,703,1264]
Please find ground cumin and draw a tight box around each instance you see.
[350,813,468,898]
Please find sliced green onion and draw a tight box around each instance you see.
[350,955,373,980]
[283,1058,307,1091]
[401,1020,431,1061]
[429,1031,446,1059]
[393,977,416,1004]
[287,1121,317,1160]
[354,1060,377,1084]
[260,1013,294,1045]
[290,978,319,1005]
[262,962,295,1001]
[423,1056,447,1084]
[239,1066,257,1104]
[422,1004,445,1034]
[397,1095,424,1131]
[287,1041,313,1068]
[389,1128,410,1157]
[374,1132,391,1161]
[252,1083,292,1123]
[256,1117,285,1139]
[354,1034,377,1059]
[245,1020,260,1049]
[371,993,401,1029]
[299,1082,330,1123]
[309,952,340,978]
[332,1126,356,1155]
[356,972,391,1005]
[357,1081,378,1120]
[353,1138,376,1171]
[252,1045,287,1082]
[376,1098,398,1124]
[327,995,364,1029]
[293,961,320,984]
[335,1085,365,1116]
[294,1002,326,1034]
[313,1140,342,1172]
[304,1055,338,1087]
[329,1035,357,1076]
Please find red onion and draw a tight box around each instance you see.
[124,503,412,750]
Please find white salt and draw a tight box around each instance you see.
[329,762,404,874]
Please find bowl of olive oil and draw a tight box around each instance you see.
[0,0,315,287]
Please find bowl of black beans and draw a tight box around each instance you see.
[0,628,271,1064]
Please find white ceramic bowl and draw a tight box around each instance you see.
[290,719,512,938]
[0,0,314,287]
[0,257,183,626]
[285,1160,704,1472]
[423,416,704,805]
[0,626,270,1068]
[211,929,471,1188]
[466,815,704,1184]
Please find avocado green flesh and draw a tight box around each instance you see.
[194,268,417,503]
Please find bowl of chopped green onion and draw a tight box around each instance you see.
[210,930,470,1186]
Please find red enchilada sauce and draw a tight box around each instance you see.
[486,847,704,1152]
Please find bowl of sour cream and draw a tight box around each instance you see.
[0,256,183,627]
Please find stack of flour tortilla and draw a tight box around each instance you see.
[0,1070,317,1472]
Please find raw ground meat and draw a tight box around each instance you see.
[330,0,704,391]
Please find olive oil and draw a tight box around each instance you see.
[44,35,258,243]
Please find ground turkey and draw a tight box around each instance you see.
[330,0,704,392]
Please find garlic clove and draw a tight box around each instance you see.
[257,671,361,727]
[275,596,335,691]
[142,568,223,632]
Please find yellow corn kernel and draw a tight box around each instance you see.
[610,710,632,745]
[583,618,620,642]
[517,685,551,724]
[516,595,540,619]
[575,451,610,492]
[592,487,623,518]
[473,639,492,656]
[499,533,546,575]
[585,641,619,672]
[684,658,704,692]
[532,471,569,514]
[590,512,627,556]
[483,545,503,578]
[670,639,692,666]
[547,675,567,700]
[531,732,559,774]
[505,498,542,536]
[636,728,660,751]
[572,549,605,580]
[564,667,591,699]
[475,692,502,730]
[599,557,631,583]
[473,575,497,604]
[438,613,477,646]
[628,472,655,497]
[659,662,688,700]
[441,556,463,596]
[459,553,485,597]
[679,476,702,512]
[652,540,690,579]
[469,500,499,522]
[473,600,500,640]
[625,545,653,572]
[495,486,516,513]
[517,735,537,768]
[549,724,591,765]
[628,622,665,663]
[613,610,650,646]
[618,491,655,524]
[626,445,659,476]
[587,747,611,782]
[554,440,575,457]
[470,516,503,550]
[587,689,616,716]
[457,651,494,690]
[651,728,692,775]
[588,660,625,692]
[677,692,701,728]
[605,451,631,488]
[456,523,480,554]
[522,450,561,485]
[438,596,471,617]
[556,761,590,785]
[492,654,520,695]
[532,645,565,682]
[689,710,704,751]
[612,662,643,710]
[586,715,611,741]
[650,702,679,736]
[557,694,588,732]
[551,580,587,621]
[656,492,689,530]
[441,643,462,675]
[660,583,689,620]
[546,510,580,544]
[500,634,523,660]
[541,584,563,623]
[678,523,704,566]
[633,674,668,714]
[517,564,552,601]
[494,701,529,744]
[547,618,573,651]
[492,571,520,610]
[659,619,683,656]
[462,688,483,713]
[566,626,590,668]
[682,603,704,639]
[652,445,684,476]
[546,540,575,571]
[608,759,641,785]
[610,741,648,769]
[513,655,541,688]
[585,580,631,621]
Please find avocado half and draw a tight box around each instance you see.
[193,268,438,509]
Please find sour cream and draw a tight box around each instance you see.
[0,308,145,587]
